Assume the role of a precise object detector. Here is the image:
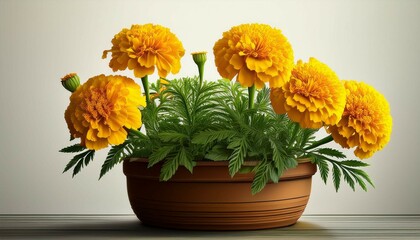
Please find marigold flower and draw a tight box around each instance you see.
[326,81,392,159]
[65,75,146,150]
[102,24,185,78]
[213,23,294,89]
[270,58,346,129]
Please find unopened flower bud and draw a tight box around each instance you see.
[191,52,207,84]
[192,51,207,65]
[61,73,80,92]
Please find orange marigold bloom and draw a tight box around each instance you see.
[65,75,146,150]
[326,81,392,159]
[102,24,185,78]
[270,58,346,129]
[213,23,294,89]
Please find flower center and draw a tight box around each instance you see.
[292,78,329,100]
[345,100,373,125]
[238,36,270,59]
[82,88,113,122]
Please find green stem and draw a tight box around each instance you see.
[141,75,150,105]
[304,135,334,151]
[248,85,255,109]
[197,63,204,88]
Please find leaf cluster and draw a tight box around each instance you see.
[60,76,373,193]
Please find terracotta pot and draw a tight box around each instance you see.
[123,158,317,230]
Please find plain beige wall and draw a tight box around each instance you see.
[0,0,419,214]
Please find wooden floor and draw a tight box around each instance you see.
[1,215,419,239]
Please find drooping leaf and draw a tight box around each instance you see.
[332,164,342,191]
[100,141,134,179]
[63,149,95,177]
[228,137,248,176]
[251,162,270,195]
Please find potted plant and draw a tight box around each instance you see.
[60,23,392,230]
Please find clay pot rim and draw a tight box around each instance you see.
[124,157,317,182]
[126,157,312,166]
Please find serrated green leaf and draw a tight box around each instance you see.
[351,168,375,187]
[316,159,329,184]
[205,145,231,161]
[340,160,370,167]
[192,130,236,145]
[178,147,195,173]
[63,150,95,177]
[159,131,188,143]
[148,145,174,167]
[352,173,368,191]
[316,148,346,159]
[269,166,279,183]
[63,150,93,173]
[270,139,285,171]
[228,137,247,176]
[59,144,86,153]
[342,169,356,191]
[160,157,179,181]
[100,141,133,179]
[251,162,270,195]
[332,164,341,192]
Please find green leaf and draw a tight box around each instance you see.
[332,164,342,191]
[269,166,279,183]
[340,160,370,167]
[160,157,179,181]
[316,148,346,159]
[238,166,254,174]
[100,141,134,179]
[205,145,231,161]
[342,168,356,191]
[192,130,236,145]
[177,147,195,173]
[159,131,189,143]
[351,168,375,188]
[63,150,95,177]
[270,139,285,171]
[251,162,270,195]
[148,145,174,167]
[316,159,330,184]
[228,137,248,176]
[59,144,85,153]
[352,173,368,191]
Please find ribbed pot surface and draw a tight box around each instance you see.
[123,158,317,230]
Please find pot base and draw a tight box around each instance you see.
[124,159,316,230]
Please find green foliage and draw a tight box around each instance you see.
[309,150,374,191]
[62,149,95,177]
[60,144,85,153]
[61,76,374,194]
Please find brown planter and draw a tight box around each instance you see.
[123,158,317,230]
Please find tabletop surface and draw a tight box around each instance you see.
[1,215,420,240]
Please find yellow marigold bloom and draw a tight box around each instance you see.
[213,23,294,89]
[326,81,392,159]
[102,24,185,78]
[65,75,146,150]
[270,58,346,129]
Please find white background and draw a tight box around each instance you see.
[0,0,419,214]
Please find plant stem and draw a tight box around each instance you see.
[141,75,150,105]
[248,85,255,109]
[197,63,204,88]
[304,135,334,151]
